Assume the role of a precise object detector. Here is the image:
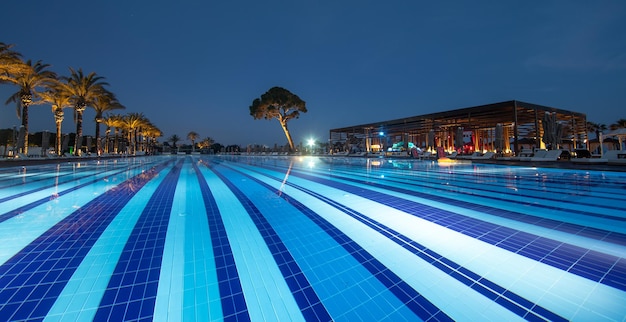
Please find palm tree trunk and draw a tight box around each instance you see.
[55,121,62,156]
[95,120,101,155]
[133,129,138,155]
[128,130,133,154]
[74,108,84,156]
[104,127,110,154]
[114,128,119,153]
[20,96,31,155]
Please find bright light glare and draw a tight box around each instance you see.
[307,138,315,146]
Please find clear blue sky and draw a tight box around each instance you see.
[1,1,625,147]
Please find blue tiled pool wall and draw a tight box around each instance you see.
[0,155,625,321]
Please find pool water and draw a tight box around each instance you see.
[0,155,625,321]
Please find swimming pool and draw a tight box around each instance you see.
[0,155,624,321]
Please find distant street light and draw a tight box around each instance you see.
[307,138,315,154]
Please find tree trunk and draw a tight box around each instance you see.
[104,127,111,154]
[95,119,101,155]
[74,108,85,156]
[21,105,29,155]
[56,121,62,156]
[20,96,31,155]
[114,128,119,153]
[279,119,295,152]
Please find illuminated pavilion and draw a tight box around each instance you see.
[329,100,588,155]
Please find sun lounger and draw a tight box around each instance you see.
[519,149,547,161]
[456,152,480,160]
[604,150,626,165]
[471,152,495,160]
[530,149,562,161]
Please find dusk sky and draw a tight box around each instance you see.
[1,1,625,147]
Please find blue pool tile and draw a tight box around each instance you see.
[93,161,182,321]
[192,162,251,320]
[1,156,625,321]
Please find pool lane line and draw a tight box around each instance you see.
[225,162,568,322]
[191,161,250,321]
[215,161,454,322]
[0,159,175,321]
[0,159,165,223]
[316,164,626,247]
[0,159,138,191]
[256,160,626,247]
[311,157,626,208]
[44,160,177,321]
[205,162,333,322]
[92,159,184,321]
[308,162,626,224]
[278,165,626,293]
[0,158,146,187]
[0,165,91,192]
[317,157,626,191]
[353,166,626,220]
[0,159,159,206]
[286,181,567,321]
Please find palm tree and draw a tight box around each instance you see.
[40,82,73,155]
[0,42,25,75]
[62,68,109,155]
[102,114,124,154]
[120,112,148,155]
[169,134,181,152]
[249,86,307,152]
[142,123,162,154]
[187,131,199,152]
[199,137,214,149]
[199,137,215,153]
[3,60,57,154]
[586,121,607,140]
[610,118,626,131]
[92,91,125,155]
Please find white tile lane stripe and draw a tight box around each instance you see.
[312,164,626,233]
[153,159,190,321]
[183,164,221,321]
[302,164,626,258]
[201,166,305,322]
[217,164,415,320]
[42,163,173,322]
[0,170,98,199]
[0,165,152,266]
[362,168,626,231]
[235,163,626,321]
[287,174,626,321]
[231,164,523,321]
[0,168,122,215]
